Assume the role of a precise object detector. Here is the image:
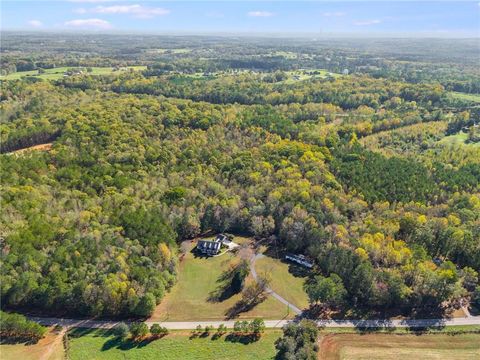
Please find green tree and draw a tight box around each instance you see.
[150,324,168,338]
[275,320,319,360]
[217,324,227,335]
[0,311,47,341]
[304,273,346,308]
[249,318,265,338]
[113,322,129,339]
[134,293,156,317]
[129,322,149,339]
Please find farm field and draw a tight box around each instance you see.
[151,240,291,321]
[318,333,480,360]
[145,48,192,54]
[67,328,281,360]
[0,327,65,360]
[449,92,480,103]
[254,254,310,311]
[283,69,341,83]
[0,66,146,80]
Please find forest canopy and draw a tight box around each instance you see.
[1,34,479,318]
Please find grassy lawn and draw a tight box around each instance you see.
[67,328,281,360]
[318,333,480,360]
[0,66,146,81]
[255,254,310,310]
[283,69,341,83]
[438,132,480,147]
[270,51,298,59]
[0,327,65,360]
[449,92,480,103]
[145,48,192,54]
[151,240,291,321]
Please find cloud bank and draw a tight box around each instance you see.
[64,18,112,29]
[353,19,382,26]
[248,11,274,17]
[28,20,43,27]
[92,4,170,18]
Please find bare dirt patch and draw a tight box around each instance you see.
[9,143,53,155]
[0,327,65,360]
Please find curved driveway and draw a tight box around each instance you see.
[26,251,480,330]
[250,253,302,315]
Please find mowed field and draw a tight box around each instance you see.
[0,327,65,360]
[151,240,291,321]
[438,131,480,147]
[318,333,480,360]
[254,254,310,310]
[449,92,480,103]
[67,328,281,360]
[0,66,146,80]
[283,69,342,83]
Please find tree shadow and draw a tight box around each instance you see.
[211,332,226,340]
[224,294,267,320]
[199,331,211,338]
[191,247,212,259]
[409,305,452,320]
[470,305,479,316]
[224,333,260,344]
[189,330,212,339]
[302,304,328,319]
[352,318,396,334]
[208,266,241,303]
[101,337,154,351]
[0,337,39,346]
[101,337,123,351]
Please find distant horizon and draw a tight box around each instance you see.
[2,29,479,40]
[1,1,479,38]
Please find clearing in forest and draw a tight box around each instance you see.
[0,66,146,81]
[151,239,292,321]
[254,253,310,311]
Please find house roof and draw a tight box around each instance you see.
[198,239,222,250]
[216,234,229,242]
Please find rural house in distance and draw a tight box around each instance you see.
[285,253,314,269]
[196,234,231,256]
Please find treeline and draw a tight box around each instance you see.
[0,311,47,341]
[57,73,447,109]
[0,128,60,154]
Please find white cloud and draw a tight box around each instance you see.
[248,11,274,17]
[353,19,382,26]
[92,4,170,18]
[28,20,43,27]
[322,12,346,17]
[64,18,112,29]
[73,8,87,14]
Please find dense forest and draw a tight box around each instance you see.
[1,34,479,319]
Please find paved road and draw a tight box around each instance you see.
[27,249,480,331]
[250,253,302,315]
[30,315,480,330]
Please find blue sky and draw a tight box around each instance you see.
[1,1,479,37]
